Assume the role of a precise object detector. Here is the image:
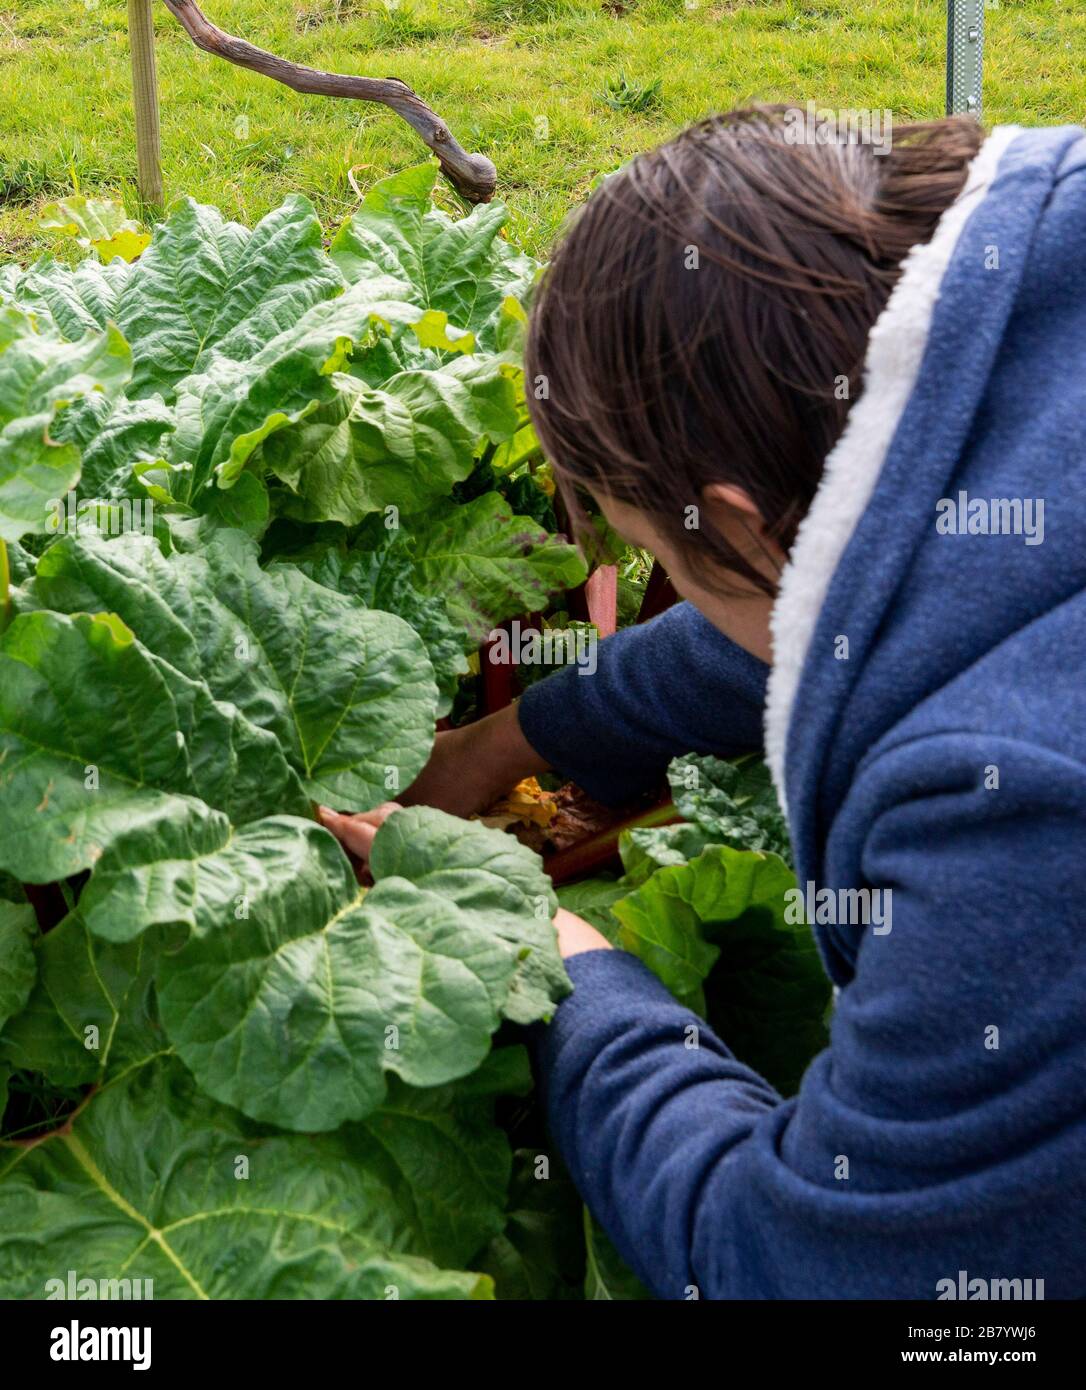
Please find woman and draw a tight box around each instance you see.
[321,108,1086,1298]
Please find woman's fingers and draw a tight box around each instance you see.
[318,802,402,862]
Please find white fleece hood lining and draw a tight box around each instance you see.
[763,125,1023,815]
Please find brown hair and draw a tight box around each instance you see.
[526,104,984,594]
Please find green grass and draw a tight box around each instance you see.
[0,0,1083,261]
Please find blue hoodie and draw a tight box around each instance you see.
[518,125,1086,1299]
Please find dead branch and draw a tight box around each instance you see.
[159,0,497,202]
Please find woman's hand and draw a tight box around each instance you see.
[320,701,546,851]
[318,803,611,959]
[400,703,552,818]
[552,907,614,959]
[317,801,400,881]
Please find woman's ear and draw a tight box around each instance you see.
[698,482,787,580]
[699,481,765,525]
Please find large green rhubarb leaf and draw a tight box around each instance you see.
[60,393,175,499]
[611,850,726,1005]
[74,796,232,945]
[612,844,829,1094]
[0,912,162,1087]
[262,355,521,524]
[408,491,587,642]
[32,526,438,808]
[155,807,566,1131]
[0,608,305,886]
[0,1054,518,1299]
[330,163,536,348]
[279,520,470,717]
[0,310,131,541]
[163,279,422,506]
[0,256,131,342]
[115,196,345,400]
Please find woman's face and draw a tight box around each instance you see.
[592,489,784,665]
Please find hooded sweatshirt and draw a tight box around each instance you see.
[519,125,1086,1299]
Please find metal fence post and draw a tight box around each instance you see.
[946,1,985,119]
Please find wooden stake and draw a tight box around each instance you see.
[127,0,164,209]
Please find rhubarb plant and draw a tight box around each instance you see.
[0,165,583,1299]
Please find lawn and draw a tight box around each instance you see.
[0,0,1082,260]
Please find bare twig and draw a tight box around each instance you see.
[159,0,497,202]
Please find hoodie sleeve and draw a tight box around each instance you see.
[517,601,768,804]
[537,737,1086,1299]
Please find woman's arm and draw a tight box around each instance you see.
[537,736,1086,1298]
[517,601,768,804]
[402,601,769,816]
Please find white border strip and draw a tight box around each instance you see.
[763,125,1023,814]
